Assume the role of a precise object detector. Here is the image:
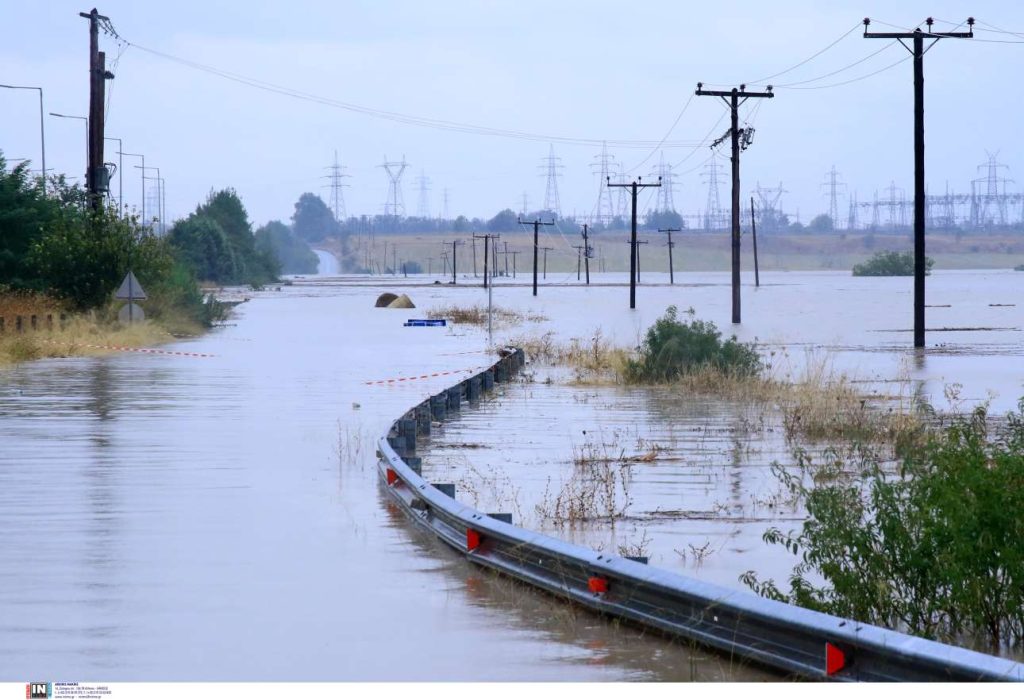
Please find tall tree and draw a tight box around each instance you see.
[292,193,339,242]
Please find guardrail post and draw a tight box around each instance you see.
[415,403,432,436]
[30,314,38,331]
[60,313,68,330]
[432,483,455,499]
[0,317,5,334]
[494,361,507,383]
[430,394,446,421]
[482,369,494,391]
[16,316,23,333]
[447,387,461,411]
[468,376,482,402]
[46,313,53,331]
[399,418,417,455]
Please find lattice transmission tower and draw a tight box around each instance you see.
[652,152,677,212]
[539,144,563,216]
[702,155,725,230]
[591,142,618,224]
[323,150,350,221]
[821,165,846,227]
[379,155,408,217]
[971,151,1013,227]
[413,170,431,219]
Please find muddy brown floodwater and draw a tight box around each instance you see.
[1,269,1019,680]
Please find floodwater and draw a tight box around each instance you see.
[0,274,770,682]
[1,267,1019,680]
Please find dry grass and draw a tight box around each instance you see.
[0,289,62,320]
[0,311,174,366]
[426,304,547,327]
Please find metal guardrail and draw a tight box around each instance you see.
[376,347,1024,682]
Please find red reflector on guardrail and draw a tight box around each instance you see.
[386,468,398,486]
[588,576,608,594]
[467,529,481,551]
[826,642,846,675]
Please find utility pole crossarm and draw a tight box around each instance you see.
[862,16,974,40]
[694,83,774,99]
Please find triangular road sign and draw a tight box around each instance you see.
[115,271,148,300]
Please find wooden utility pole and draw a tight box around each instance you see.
[750,197,760,287]
[540,246,553,279]
[518,216,554,296]
[572,245,584,281]
[473,233,492,287]
[607,177,661,309]
[442,240,462,284]
[695,82,773,324]
[635,240,649,284]
[659,227,680,284]
[80,8,113,211]
[580,224,592,285]
[863,16,974,348]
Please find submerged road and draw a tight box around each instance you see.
[0,280,766,681]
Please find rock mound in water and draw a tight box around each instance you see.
[375,292,398,307]
[387,294,416,309]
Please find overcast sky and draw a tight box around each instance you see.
[3,1,1023,228]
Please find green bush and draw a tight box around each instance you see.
[742,401,1024,650]
[852,250,934,276]
[624,306,761,382]
[29,203,175,311]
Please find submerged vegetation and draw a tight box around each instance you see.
[742,401,1024,652]
[513,308,923,449]
[426,304,547,327]
[852,250,934,276]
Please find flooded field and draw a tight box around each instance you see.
[1,267,1020,679]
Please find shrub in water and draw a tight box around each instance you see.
[625,306,761,382]
[852,250,934,276]
[742,401,1024,651]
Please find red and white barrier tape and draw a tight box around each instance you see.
[438,349,497,357]
[364,365,485,386]
[39,339,215,358]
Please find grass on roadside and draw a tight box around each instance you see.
[0,312,176,365]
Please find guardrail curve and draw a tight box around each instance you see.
[375,346,1023,682]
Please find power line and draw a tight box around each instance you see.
[772,41,898,88]
[107,32,709,149]
[744,21,864,84]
